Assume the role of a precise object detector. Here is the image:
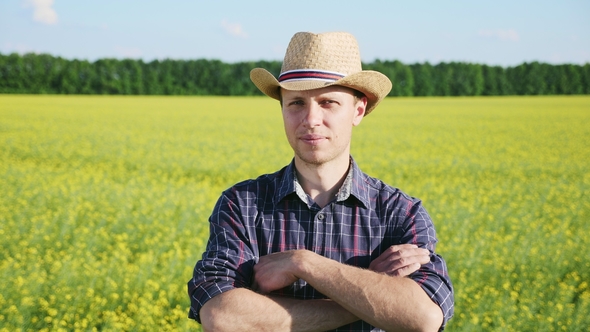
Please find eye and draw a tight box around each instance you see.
[287,100,304,106]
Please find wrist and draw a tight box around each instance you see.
[293,249,323,279]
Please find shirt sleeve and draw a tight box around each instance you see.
[187,189,257,323]
[399,199,455,330]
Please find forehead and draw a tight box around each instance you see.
[281,85,357,99]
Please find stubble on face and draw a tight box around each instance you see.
[281,86,366,167]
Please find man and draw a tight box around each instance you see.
[188,31,454,331]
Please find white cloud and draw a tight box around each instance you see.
[23,0,58,25]
[221,19,248,38]
[478,29,519,42]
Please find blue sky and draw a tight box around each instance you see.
[1,0,589,67]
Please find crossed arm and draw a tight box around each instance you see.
[199,245,443,332]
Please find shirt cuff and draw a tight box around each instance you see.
[188,280,237,323]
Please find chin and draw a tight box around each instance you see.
[296,152,333,166]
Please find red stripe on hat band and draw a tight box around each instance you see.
[279,70,345,82]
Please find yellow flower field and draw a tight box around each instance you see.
[1,95,589,331]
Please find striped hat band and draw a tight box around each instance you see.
[278,69,346,83]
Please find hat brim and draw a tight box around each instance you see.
[250,68,392,115]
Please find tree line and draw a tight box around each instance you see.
[1,52,589,96]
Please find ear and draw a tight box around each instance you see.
[352,96,367,126]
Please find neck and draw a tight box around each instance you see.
[294,155,351,208]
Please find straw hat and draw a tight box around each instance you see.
[250,31,392,115]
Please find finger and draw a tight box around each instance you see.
[383,248,430,263]
[370,257,405,273]
[388,262,421,277]
[386,244,418,254]
[370,245,430,272]
[371,245,417,266]
[372,252,430,274]
[417,253,431,265]
[385,245,428,257]
[395,251,431,267]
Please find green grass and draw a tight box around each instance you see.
[1,95,589,331]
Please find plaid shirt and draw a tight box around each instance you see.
[188,158,454,331]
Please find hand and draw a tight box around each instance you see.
[369,244,431,277]
[252,250,306,294]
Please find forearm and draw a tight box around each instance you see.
[298,251,444,332]
[199,287,358,332]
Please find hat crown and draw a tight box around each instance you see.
[281,32,362,75]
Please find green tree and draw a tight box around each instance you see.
[142,60,162,95]
[227,61,266,96]
[92,59,123,94]
[410,63,434,96]
[118,59,144,95]
[582,63,590,94]
[432,63,453,96]
[366,60,413,96]
[2,53,588,96]
[78,59,96,94]
[2,53,25,93]
[495,65,514,95]
[182,60,199,94]
[158,59,179,95]
[58,59,80,94]
[507,62,548,95]
[0,54,7,92]
[482,65,499,95]
[506,64,525,95]
[25,53,64,94]
[563,64,582,94]
[449,63,484,96]
[189,59,212,95]
[193,59,233,95]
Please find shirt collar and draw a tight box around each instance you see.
[274,157,370,209]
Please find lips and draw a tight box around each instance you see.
[300,134,327,145]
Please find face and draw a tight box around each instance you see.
[281,85,367,167]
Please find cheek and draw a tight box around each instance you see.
[283,113,299,130]
[282,115,298,138]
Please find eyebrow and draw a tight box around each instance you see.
[284,95,304,102]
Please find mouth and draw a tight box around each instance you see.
[300,134,327,145]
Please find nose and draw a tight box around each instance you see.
[302,103,322,128]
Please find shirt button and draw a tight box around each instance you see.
[317,213,324,220]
